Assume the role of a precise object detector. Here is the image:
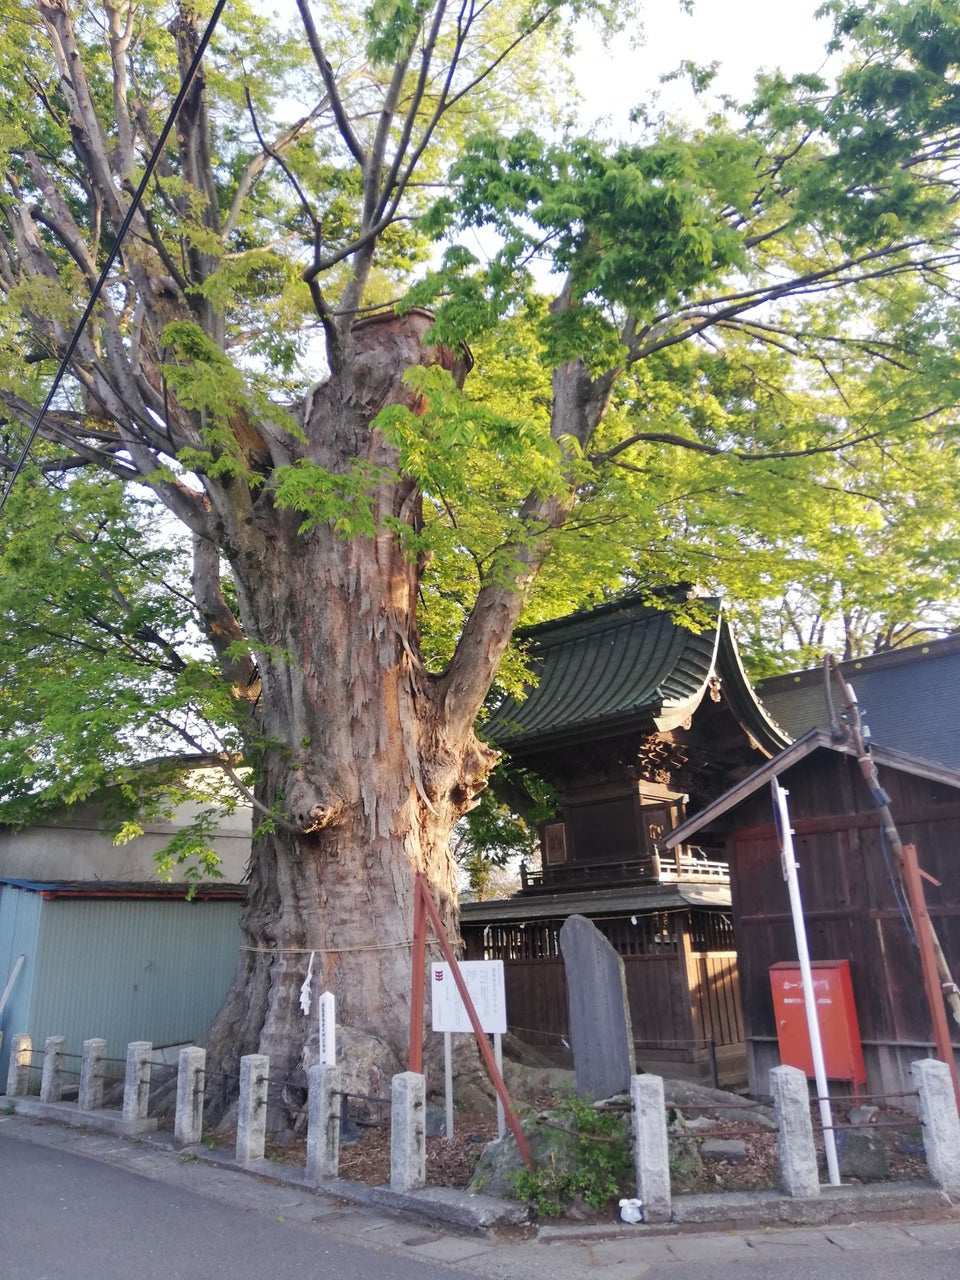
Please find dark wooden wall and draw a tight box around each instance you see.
[726,752,960,1096]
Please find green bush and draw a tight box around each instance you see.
[512,1094,634,1216]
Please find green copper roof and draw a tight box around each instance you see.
[484,594,786,752]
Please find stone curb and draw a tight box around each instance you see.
[535,1184,958,1242]
[146,1132,531,1231]
[5,1095,157,1136]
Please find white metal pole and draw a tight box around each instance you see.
[493,1032,505,1139]
[0,953,24,1019]
[444,1030,454,1139]
[772,779,841,1187]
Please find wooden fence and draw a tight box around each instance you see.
[498,948,745,1086]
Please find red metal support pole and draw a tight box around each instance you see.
[900,844,960,1112]
[407,877,428,1074]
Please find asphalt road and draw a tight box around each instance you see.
[0,1135,456,1280]
[3,1121,960,1280]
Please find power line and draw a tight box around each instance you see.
[0,0,230,516]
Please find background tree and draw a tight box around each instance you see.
[3,0,960,1085]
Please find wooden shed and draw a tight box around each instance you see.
[664,730,960,1098]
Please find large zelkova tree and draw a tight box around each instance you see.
[4,0,960,1079]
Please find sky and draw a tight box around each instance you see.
[575,1,835,129]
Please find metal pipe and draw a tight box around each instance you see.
[772,778,842,1186]
[900,843,960,1110]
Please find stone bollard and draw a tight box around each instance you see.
[390,1071,425,1192]
[5,1034,31,1097]
[911,1058,960,1196]
[78,1038,106,1111]
[174,1046,206,1147]
[630,1073,671,1223]
[40,1036,66,1103]
[306,1063,342,1183]
[123,1042,153,1124]
[771,1065,820,1198]
[236,1054,270,1164]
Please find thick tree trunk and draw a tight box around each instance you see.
[204,313,497,1087]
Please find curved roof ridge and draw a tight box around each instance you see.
[715,618,792,756]
[485,595,724,749]
[483,594,791,756]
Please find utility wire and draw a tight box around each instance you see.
[0,0,230,517]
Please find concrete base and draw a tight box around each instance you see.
[669,1183,955,1230]
[4,1095,158,1136]
[162,1137,531,1231]
[306,1176,533,1230]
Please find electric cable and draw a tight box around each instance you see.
[878,820,917,945]
[0,0,230,517]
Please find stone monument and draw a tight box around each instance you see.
[560,914,636,1098]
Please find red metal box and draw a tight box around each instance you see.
[770,959,867,1092]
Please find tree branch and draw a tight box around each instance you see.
[294,0,366,168]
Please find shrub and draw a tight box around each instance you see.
[512,1094,633,1216]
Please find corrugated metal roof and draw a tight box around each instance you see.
[484,596,723,749]
[460,882,731,925]
[0,878,246,901]
[757,636,960,769]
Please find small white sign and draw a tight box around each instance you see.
[431,960,506,1034]
[318,990,336,1065]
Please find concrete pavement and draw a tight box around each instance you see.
[3,1111,960,1279]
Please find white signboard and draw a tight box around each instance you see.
[431,960,506,1034]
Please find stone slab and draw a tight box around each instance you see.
[700,1138,748,1161]
[822,1224,923,1251]
[401,1234,495,1262]
[665,1233,757,1263]
[836,1126,889,1179]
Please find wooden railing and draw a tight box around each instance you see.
[519,847,728,893]
[659,848,730,883]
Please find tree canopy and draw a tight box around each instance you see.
[3,0,960,1072]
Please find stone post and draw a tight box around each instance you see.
[78,1038,106,1111]
[306,1063,342,1183]
[390,1071,425,1192]
[123,1042,153,1124]
[236,1054,270,1164]
[771,1064,820,1197]
[39,1036,66,1103]
[5,1033,31,1097]
[174,1046,205,1147]
[630,1074,671,1223]
[911,1058,960,1196]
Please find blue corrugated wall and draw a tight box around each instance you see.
[0,886,242,1086]
[0,885,41,1084]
